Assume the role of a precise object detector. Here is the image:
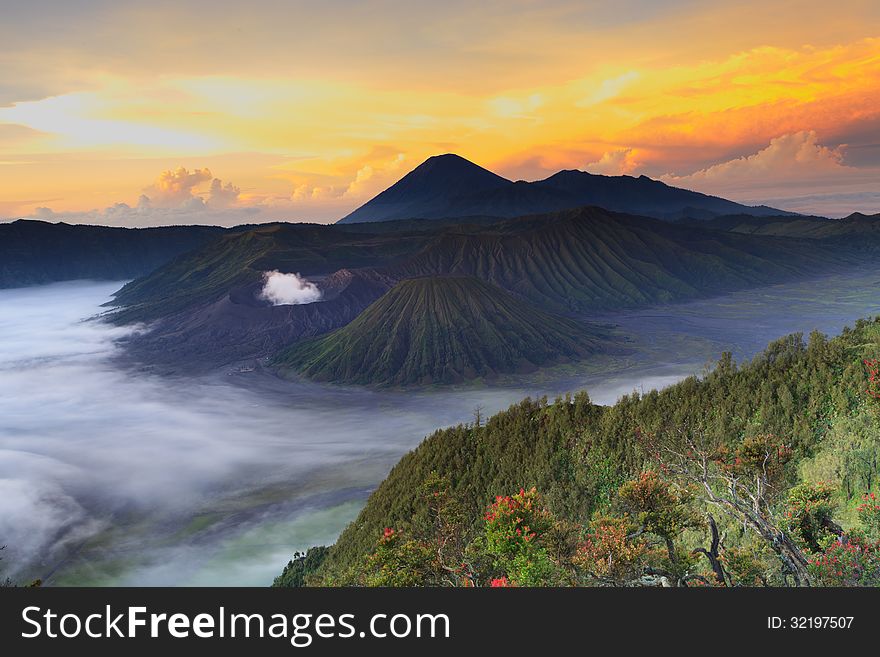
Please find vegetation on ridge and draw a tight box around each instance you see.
[275,316,880,586]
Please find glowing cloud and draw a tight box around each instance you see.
[664,132,847,184]
[145,167,213,207]
[659,131,880,215]
[208,178,241,208]
[586,148,642,175]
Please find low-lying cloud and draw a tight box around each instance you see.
[259,271,322,306]
[0,281,454,585]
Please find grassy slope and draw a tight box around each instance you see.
[392,208,853,314]
[275,276,618,386]
[111,207,862,325]
[109,223,437,323]
[685,213,880,242]
[310,315,880,580]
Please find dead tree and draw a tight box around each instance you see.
[692,514,728,585]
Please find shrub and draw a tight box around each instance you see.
[781,482,838,553]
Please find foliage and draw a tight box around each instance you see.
[573,515,647,585]
[807,534,880,587]
[805,490,880,586]
[866,359,880,402]
[289,316,880,587]
[799,413,880,507]
[272,546,330,588]
[781,483,839,553]
[358,528,444,587]
[718,545,770,587]
[857,492,880,542]
[617,470,700,568]
[479,488,561,586]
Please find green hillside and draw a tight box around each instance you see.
[275,276,619,386]
[688,213,880,243]
[395,207,854,314]
[282,315,880,586]
[110,206,861,327]
[109,222,438,323]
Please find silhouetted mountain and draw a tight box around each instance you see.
[275,276,620,386]
[337,154,793,224]
[0,220,227,288]
[337,154,510,223]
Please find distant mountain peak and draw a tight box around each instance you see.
[393,153,510,190]
[845,211,880,221]
[336,154,511,224]
[337,154,793,224]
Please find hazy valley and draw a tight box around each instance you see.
[1,267,878,585]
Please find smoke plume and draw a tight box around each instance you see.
[258,271,322,306]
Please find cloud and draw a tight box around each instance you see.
[664,131,846,184]
[258,271,322,306]
[208,178,241,208]
[576,71,639,107]
[0,280,453,584]
[489,93,543,119]
[586,148,641,175]
[289,152,407,205]
[145,167,213,207]
[660,131,880,216]
[26,202,260,228]
[13,167,257,227]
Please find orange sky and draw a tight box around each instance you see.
[1,1,878,224]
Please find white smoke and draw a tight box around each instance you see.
[258,271,322,306]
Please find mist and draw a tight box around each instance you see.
[1,272,878,585]
[259,271,322,305]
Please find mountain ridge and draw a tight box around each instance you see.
[0,219,229,288]
[337,154,795,224]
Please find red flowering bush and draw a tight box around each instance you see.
[713,434,792,482]
[802,492,880,587]
[489,576,514,587]
[483,487,553,559]
[807,534,880,587]
[866,359,880,403]
[780,482,838,553]
[481,487,559,586]
[857,492,880,542]
[574,514,647,585]
[360,527,442,587]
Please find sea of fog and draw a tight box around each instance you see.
[1,272,878,586]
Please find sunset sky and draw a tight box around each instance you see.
[1,0,878,225]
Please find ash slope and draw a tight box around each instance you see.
[275,276,621,386]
